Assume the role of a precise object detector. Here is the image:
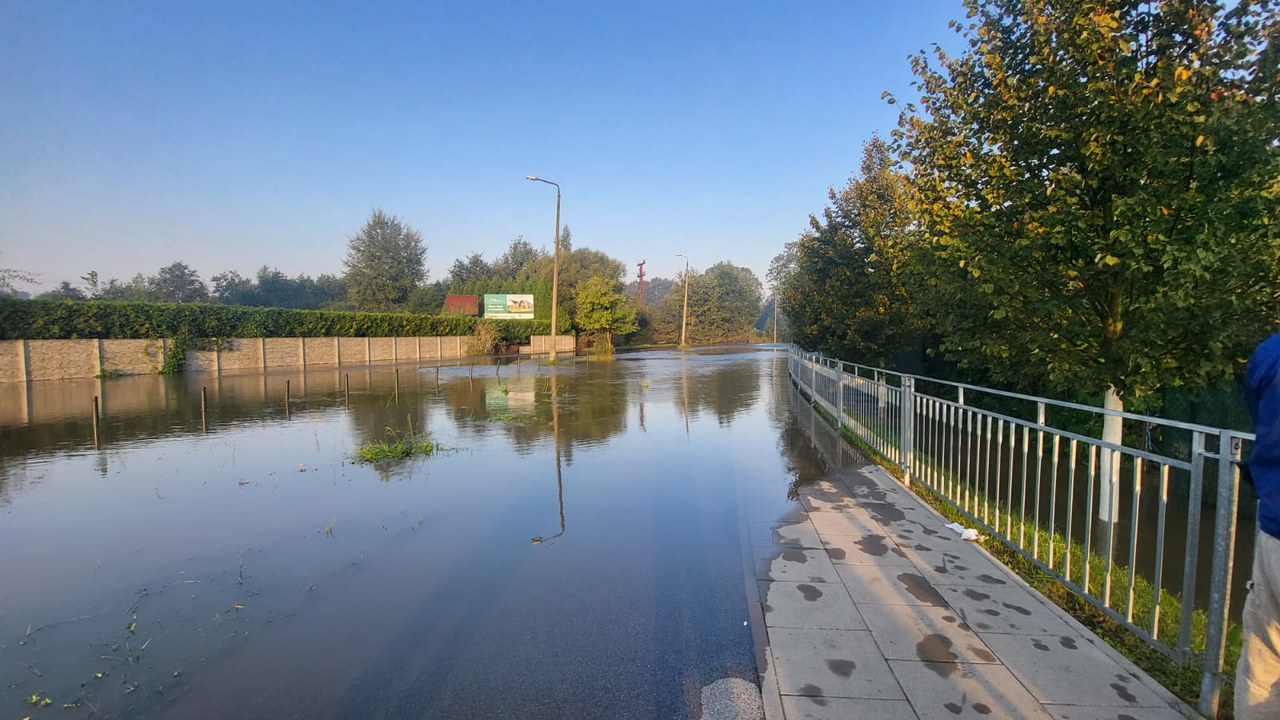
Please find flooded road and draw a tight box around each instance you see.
[0,347,814,719]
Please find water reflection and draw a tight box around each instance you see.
[531,370,567,544]
[0,348,792,720]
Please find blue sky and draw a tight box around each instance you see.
[1,1,964,293]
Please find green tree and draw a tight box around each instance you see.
[37,281,87,301]
[781,136,920,365]
[767,242,799,342]
[313,273,348,308]
[150,261,208,303]
[491,237,546,281]
[624,275,675,306]
[343,209,427,311]
[407,281,448,314]
[653,261,763,345]
[574,275,638,354]
[211,270,256,304]
[448,253,493,285]
[896,0,1280,411]
[92,274,152,301]
[529,227,628,328]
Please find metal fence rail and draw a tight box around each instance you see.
[787,346,1256,718]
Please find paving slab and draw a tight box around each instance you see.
[858,602,999,664]
[819,532,916,566]
[758,581,866,630]
[768,627,905,701]
[894,540,1013,588]
[834,562,948,606]
[749,521,823,550]
[806,507,885,536]
[888,660,1055,719]
[759,647,784,720]
[980,633,1169,708]
[794,482,852,502]
[1044,706,1188,720]
[936,584,1077,636]
[755,548,842,583]
[799,493,862,513]
[780,695,919,720]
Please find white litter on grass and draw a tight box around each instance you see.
[945,522,980,541]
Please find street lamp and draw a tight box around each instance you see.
[676,253,690,347]
[526,176,561,362]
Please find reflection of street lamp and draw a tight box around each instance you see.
[531,367,566,544]
[676,253,690,347]
[527,176,561,362]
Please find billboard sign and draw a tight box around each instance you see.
[482,294,535,320]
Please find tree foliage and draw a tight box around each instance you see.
[894,0,1279,408]
[210,266,347,309]
[766,242,799,342]
[448,253,493,286]
[624,275,676,307]
[343,209,427,311]
[574,275,638,353]
[150,261,209,303]
[37,281,87,301]
[780,136,920,365]
[652,261,764,345]
[527,227,628,327]
[491,237,546,281]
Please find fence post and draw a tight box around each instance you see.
[1179,431,1207,655]
[836,361,844,432]
[1199,432,1244,718]
[900,376,915,483]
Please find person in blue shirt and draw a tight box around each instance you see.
[1237,332,1280,718]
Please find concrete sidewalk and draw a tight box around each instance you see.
[749,434,1195,718]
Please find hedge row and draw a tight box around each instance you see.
[0,298,550,345]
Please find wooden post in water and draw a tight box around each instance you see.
[285,379,291,418]
[201,386,208,432]
[92,396,101,448]
[394,367,400,405]
[344,373,350,407]
[435,366,440,392]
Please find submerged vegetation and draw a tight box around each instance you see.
[351,420,435,464]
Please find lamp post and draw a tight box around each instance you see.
[526,176,561,362]
[676,253,690,347]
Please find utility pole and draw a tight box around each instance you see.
[676,253,690,347]
[636,260,646,306]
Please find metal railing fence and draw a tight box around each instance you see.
[787,346,1256,718]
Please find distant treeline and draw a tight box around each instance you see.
[11,215,771,348]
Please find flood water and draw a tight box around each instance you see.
[0,347,815,719]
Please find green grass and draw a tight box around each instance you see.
[351,422,435,464]
[807,396,1241,717]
